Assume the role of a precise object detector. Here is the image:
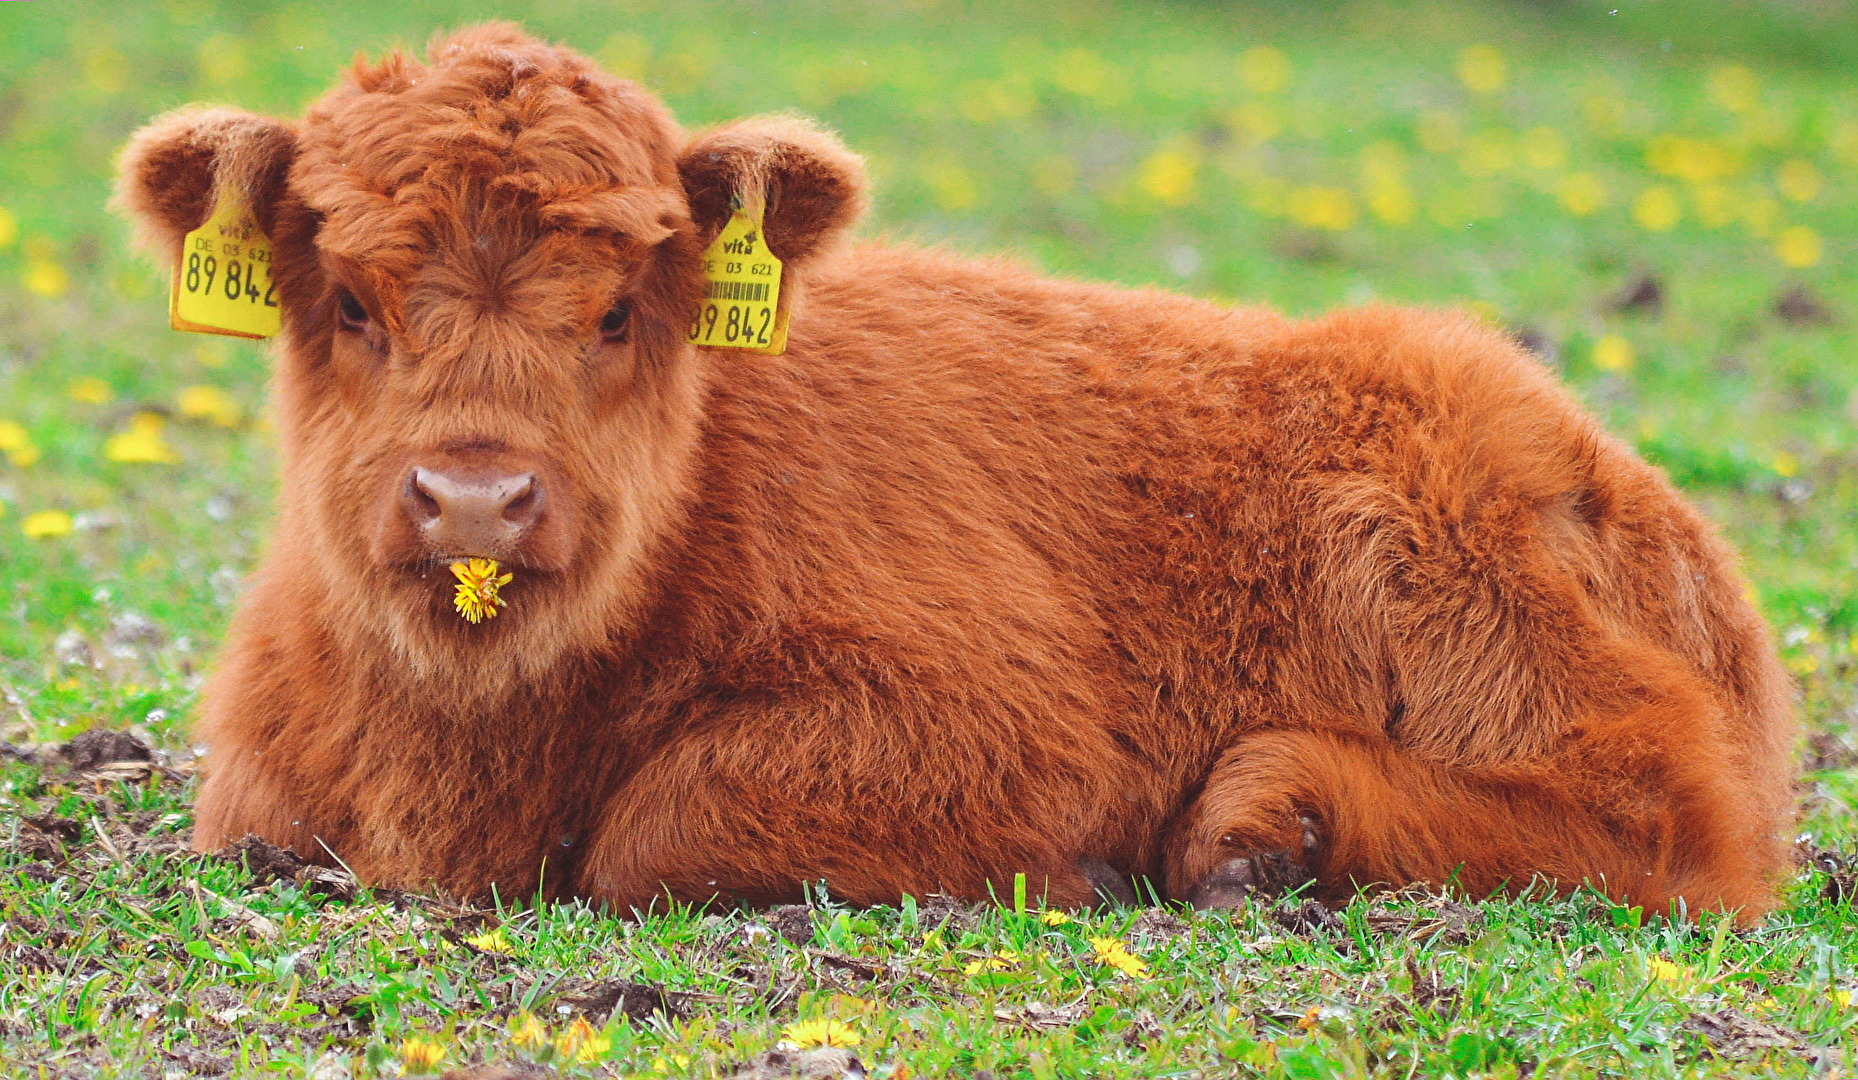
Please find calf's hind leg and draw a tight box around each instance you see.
[1169,647,1781,918]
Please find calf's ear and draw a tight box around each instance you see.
[114,106,299,270]
[677,115,867,267]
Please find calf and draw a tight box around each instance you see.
[117,24,1794,917]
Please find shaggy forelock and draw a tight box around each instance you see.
[292,23,687,293]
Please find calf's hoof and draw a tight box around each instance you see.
[1186,813,1322,910]
[1077,854,1138,907]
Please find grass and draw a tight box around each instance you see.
[0,0,1855,1075]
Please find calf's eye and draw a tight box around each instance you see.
[336,289,369,331]
[599,300,631,343]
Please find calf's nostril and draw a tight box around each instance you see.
[499,474,543,527]
[405,468,444,523]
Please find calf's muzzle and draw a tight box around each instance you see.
[403,466,544,557]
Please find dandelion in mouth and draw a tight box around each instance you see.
[450,558,512,623]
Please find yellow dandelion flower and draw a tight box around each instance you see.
[1287,186,1355,231]
[1632,186,1682,232]
[921,160,979,211]
[1832,988,1852,1009]
[963,950,1021,975]
[1039,910,1074,926]
[463,927,513,953]
[103,413,180,464]
[1592,334,1634,373]
[1238,45,1291,95]
[397,1035,446,1074]
[177,384,242,427]
[1776,160,1821,202]
[508,1011,549,1051]
[1520,126,1566,171]
[1708,63,1759,113]
[782,1018,862,1048]
[451,558,514,623]
[22,510,73,539]
[0,420,39,467]
[1088,936,1150,979]
[67,377,112,405]
[922,927,945,950]
[1646,958,1692,986]
[1138,147,1198,208]
[1457,45,1507,95]
[0,207,16,251]
[24,258,69,299]
[1775,225,1821,268]
[1052,49,1112,102]
[1367,180,1417,226]
[1646,136,1741,184]
[83,46,129,94]
[1771,451,1799,479]
[554,1016,612,1064]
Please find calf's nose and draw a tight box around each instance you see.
[403,467,543,554]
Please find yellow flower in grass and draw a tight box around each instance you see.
[1089,936,1150,979]
[451,558,513,623]
[554,1016,611,1064]
[1138,147,1198,208]
[1632,187,1682,232]
[1456,45,1507,95]
[176,384,242,427]
[1557,173,1606,217]
[1831,988,1852,1009]
[22,510,73,539]
[67,377,112,405]
[397,1035,446,1074]
[1775,226,1821,269]
[24,258,68,299]
[1649,959,1694,988]
[964,949,1021,975]
[103,413,179,464]
[783,1018,862,1048]
[1039,909,1074,926]
[508,1011,549,1051]
[1592,334,1634,373]
[0,420,39,467]
[463,927,513,953]
[1237,46,1291,95]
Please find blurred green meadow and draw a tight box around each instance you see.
[1,0,1856,1076]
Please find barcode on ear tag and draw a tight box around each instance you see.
[170,192,281,340]
[687,196,788,355]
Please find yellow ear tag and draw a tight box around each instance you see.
[170,191,281,340]
[686,195,787,355]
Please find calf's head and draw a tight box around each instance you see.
[115,24,866,679]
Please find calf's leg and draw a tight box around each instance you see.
[1168,659,1778,917]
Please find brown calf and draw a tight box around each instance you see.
[117,25,1795,917]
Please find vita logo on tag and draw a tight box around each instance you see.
[687,194,788,355]
[170,191,281,340]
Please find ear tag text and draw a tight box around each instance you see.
[170,191,281,340]
[687,194,788,355]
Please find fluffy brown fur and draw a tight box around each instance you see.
[116,25,1795,918]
